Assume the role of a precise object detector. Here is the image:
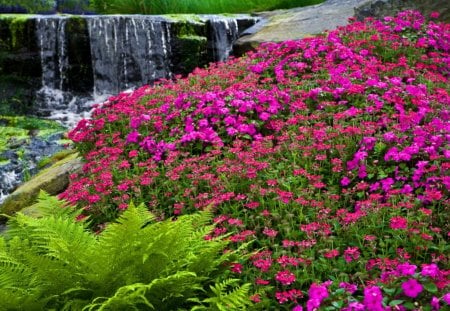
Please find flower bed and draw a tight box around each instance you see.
[62,11,449,310]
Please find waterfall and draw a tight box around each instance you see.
[29,15,256,127]
[0,170,18,204]
[36,16,68,91]
[87,16,173,96]
[208,17,239,62]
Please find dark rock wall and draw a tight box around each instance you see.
[0,15,257,114]
[0,18,41,114]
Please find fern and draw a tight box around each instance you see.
[0,193,253,310]
[191,279,252,311]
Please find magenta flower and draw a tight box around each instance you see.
[292,305,303,311]
[364,286,383,311]
[275,270,296,286]
[397,263,417,276]
[421,263,440,278]
[390,216,408,230]
[126,131,140,144]
[402,279,423,298]
[308,283,329,302]
[341,176,351,186]
[343,247,360,263]
[443,293,450,305]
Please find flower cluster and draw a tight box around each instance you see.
[62,11,449,309]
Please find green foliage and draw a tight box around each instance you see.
[89,0,324,14]
[0,0,56,13]
[0,192,252,310]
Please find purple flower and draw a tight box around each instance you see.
[308,283,329,302]
[364,286,383,311]
[292,305,303,311]
[397,263,417,276]
[306,299,320,311]
[402,279,423,298]
[421,263,440,278]
[443,293,450,305]
[431,296,440,310]
[126,131,140,144]
[339,282,358,294]
[343,302,365,311]
[341,176,351,187]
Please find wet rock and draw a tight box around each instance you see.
[0,152,82,215]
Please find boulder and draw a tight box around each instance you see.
[234,0,449,56]
[234,0,372,56]
[0,152,82,215]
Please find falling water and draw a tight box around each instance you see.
[0,14,258,205]
[0,170,18,204]
[87,16,173,96]
[207,16,240,62]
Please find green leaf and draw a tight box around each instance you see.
[403,301,416,310]
[389,300,404,306]
[332,300,344,308]
[383,287,396,295]
[423,282,438,293]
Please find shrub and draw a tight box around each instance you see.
[63,11,450,309]
[0,192,252,310]
[0,0,56,13]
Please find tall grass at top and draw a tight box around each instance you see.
[90,0,324,15]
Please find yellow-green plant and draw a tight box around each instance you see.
[0,192,252,310]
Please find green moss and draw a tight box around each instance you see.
[0,14,34,19]
[165,14,203,23]
[37,149,76,169]
[0,116,66,153]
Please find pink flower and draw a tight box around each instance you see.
[340,282,358,294]
[275,270,296,285]
[430,12,440,19]
[341,176,351,186]
[443,293,450,305]
[421,263,440,278]
[324,249,339,259]
[292,305,303,311]
[344,247,360,263]
[390,216,408,230]
[397,263,417,276]
[308,283,329,302]
[230,263,243,274]
[364,286,383,311]
[431,296,440,310]
[263,227,278,237]
[402,279,423,298]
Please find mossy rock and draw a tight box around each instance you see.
[0,152,82,215]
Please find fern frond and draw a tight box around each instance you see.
[201,279,252,311]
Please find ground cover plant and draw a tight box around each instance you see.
[62,11,449,310]
[0,192,251,310]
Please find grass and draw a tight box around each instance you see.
[90,0,324,15]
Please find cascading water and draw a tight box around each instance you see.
[0,14,257,205]
[36,16,68,112]
[87,16,173,96]
[207,16,240,62]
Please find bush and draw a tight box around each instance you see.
[0,0,56,13]
[0,192,252,310]
[63,10,450,309]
